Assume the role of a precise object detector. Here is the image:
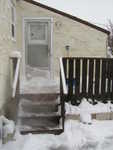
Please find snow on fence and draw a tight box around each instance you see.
[61,57,113,105]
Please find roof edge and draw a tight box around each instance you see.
[23,0,110,35]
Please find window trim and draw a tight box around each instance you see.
[10,1,16,41]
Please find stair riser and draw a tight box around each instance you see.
[20,94,59,102]
[21,129,63,135]
[21,105,58,114]
[20,117,59,128]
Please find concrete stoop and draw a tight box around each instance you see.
[66,112,113,121]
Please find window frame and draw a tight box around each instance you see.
[10,1,16,41]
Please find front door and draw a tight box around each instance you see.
[24,19,51,79]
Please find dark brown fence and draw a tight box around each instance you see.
[60,72,65,131]
[61,57,113,105]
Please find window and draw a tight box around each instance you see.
[28,22,48,44]
[11,2,16,40]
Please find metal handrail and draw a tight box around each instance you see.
[60,57,67,94]
[12,58,21,98]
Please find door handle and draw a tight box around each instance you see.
[48,48,51,56]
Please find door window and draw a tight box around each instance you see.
[28,22,48,45]
[26,21,50,69]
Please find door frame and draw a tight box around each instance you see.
[22,17,53,80]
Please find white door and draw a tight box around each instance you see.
[25,19,51,79]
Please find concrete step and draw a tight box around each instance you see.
[19,103,59,114]
[19,94,60,104]
[18,111,61,118]
[19,97,60,105]
[20,128,63,135]
[18,115,60,130]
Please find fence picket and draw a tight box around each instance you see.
[82,58,87,95]
[68,59,74,101]
[101,59,107,101]
[75,59,80,102]
[95,59,100,98]
[61,57,113,105]
[88,59,94,98]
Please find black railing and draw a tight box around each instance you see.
[61,57,113,105]
[60,71,65,131]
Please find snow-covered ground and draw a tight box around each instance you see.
[1,119,113,150]
[65,98,113,115]
[1,99,113,150]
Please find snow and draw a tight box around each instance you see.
[65,98,113,115]
[0,116,15,139]
[1,100,113,150]
[65,102,80,115]
[20,65,59,93]
[80,110,92,124]
[107,47,113,58]
[1,119,113,150]
[10,51,21,58]
[3,121,15,138]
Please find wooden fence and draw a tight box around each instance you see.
[61,57,113,105]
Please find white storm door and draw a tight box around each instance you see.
[25,20,50,69]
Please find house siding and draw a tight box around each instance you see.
[0,0,17,112]
[16,1,107,77]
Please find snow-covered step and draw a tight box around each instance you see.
[18,115,61,130]
[20,79,59,94]
[17,115,62,134]
[19,125,63,134]
[20,97,60,105]
[20,85,59,94]
[19,98,61,116]
[18,111,61,118]
[17,93,63,134]
[18,94,61,116]
[19,94,60,104]
[19,103,59,114]
[20,69,59,94]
